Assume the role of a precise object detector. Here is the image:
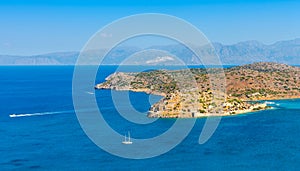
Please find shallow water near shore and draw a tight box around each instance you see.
[0,66,300,170]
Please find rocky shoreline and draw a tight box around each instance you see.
[95,62,300,118]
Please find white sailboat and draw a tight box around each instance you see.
[122,131,133,145]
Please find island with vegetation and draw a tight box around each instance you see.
[95,62,300,118]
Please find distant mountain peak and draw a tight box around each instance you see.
[0,38,299,65]
[236,40,265,47]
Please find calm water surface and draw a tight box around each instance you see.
[0,66,299,170]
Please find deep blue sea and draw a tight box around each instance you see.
[1,66,300,170]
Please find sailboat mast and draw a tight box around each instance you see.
[122,131,133,144]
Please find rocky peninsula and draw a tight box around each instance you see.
[95,62,300,118]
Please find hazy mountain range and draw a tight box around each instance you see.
[1,38,299,65]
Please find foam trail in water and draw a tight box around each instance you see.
[265,101,275,105]
[9,108,99,118]
[86,91,94,95]
[9,110,74,118]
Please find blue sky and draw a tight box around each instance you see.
[1,0,300,55]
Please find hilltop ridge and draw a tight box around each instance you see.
[231,62,299,72]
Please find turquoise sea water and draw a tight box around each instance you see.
[0,66,300,170]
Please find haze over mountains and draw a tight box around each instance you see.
[1,38,299,65]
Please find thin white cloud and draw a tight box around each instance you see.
[100,33,112,38]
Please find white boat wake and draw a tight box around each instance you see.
[86,91,94,95]
[9,110,74,118]
[265,101,275,105]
